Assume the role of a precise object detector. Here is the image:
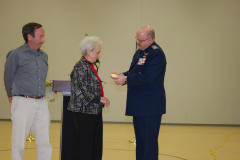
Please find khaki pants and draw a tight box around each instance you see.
[11,96,52,160]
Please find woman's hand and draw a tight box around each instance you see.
[100,97,110,107]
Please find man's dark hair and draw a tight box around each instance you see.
[22,22,42,43]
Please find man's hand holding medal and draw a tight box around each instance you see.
[110,72,127,85]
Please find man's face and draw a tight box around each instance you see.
[136,31,153,50]
[28,27,45,50]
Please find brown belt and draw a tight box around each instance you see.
[20,95,43,99]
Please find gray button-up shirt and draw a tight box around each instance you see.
[4,43,48,97]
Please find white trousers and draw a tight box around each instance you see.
[11,96,52,160]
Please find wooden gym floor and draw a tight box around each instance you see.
[0,121,240,160]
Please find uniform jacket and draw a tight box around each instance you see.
[67,57,103,115]
[124,42,167,116]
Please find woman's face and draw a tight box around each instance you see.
[87,45,101,63]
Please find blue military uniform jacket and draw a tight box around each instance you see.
[124,42,166,116]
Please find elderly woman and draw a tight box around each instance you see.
[68,36,110,160]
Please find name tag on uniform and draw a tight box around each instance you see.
[137,58,146,65]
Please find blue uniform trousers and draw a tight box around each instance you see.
[133,115,162,160]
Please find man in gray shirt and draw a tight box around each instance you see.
[4,22,52,160]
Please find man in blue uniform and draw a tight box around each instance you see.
[111,25,167,160]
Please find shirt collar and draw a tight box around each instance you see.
[23,43,42,55]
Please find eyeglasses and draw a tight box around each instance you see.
[136,38,151,43]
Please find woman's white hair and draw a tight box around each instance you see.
[80,36,103,56]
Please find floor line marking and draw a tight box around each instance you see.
[209,132,240,160]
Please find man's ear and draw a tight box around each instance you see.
[27,34,32,41]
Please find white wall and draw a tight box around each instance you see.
[1,0,240,124]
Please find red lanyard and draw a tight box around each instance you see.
[83,56,104,97]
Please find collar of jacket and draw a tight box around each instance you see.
[82,56,93,64]
[142,41,157,53]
